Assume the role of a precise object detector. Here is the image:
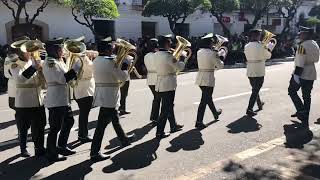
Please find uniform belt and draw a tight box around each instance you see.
[199,69,215,72]
[16,84,37,88]
[158,73,176,76]
[79,77,93,81]
[95,83,120,87]
[247,60,264,63]
[47,82,67,87]
[148,71,157,73]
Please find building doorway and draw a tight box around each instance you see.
[142,21,156,38]
[175,23,189,37]
[93,20,115,40]
[11,23,43,41]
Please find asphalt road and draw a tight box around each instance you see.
[0,62,320,180]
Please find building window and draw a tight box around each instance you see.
[175,23,189,37]
[93,20,115,40]
[142,21,156,38]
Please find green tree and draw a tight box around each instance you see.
[306,17,320,26]
[240,0,282,31]
[278,0,303,36]
[0,0,51,25]
[142,0,211,35]
[60,0,119,36]
[208,0,240,37]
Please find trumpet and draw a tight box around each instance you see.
[214,34,229,55]
[20,40,47,89]
[64,40,86,87]
[262,30,277,52]
[172,36,192,63]
[115,39,143,82]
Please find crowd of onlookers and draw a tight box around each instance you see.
[1,32,319,93]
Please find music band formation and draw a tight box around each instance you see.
[4,26,319,162]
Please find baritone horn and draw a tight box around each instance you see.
[115,39,143,81]
[214,34,229,55]
[20,40,47,89]
[262,30,277,52]
[64,40,86,87]
[172,36,192,63]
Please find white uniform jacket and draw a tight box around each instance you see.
[93,56,128,108]
[195,48,224,87]
[154,50,185,92]
[4,57,20,98]
[43,58,73,108]
[294,40,319,80]
[144,52,157,86]
[244,42,272,77]
[74,55,95,99]
[10,60,44,108]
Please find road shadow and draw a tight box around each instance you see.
[0,119,17,131]
[226,116,262,134]
[223,161,281,179]
[43,160,93,180]
[0,156,49,179]
[166,129,204,152]
[283,121,313,149]
[102,138,160,173]
[104,122,156,154]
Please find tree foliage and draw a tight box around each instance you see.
[306,17,320,26]
[278,0,303,36]
[208,0,240,37]
[142,0,211,34]
[0,0,51,25]
[59,0,119,36]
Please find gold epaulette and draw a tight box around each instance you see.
[297,45,306,55]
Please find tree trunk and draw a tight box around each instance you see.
[168,17,177,35]
[14,4,24,25]
[215,15,231,38]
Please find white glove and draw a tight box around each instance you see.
[267,42,274,51]
[293,74,300,84]
[72,60,82,73]
[218,49,226,59]
[181,51,188,57]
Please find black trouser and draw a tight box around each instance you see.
[196,86,218,123]
[8,97,19,132]
[288,75,314,120]
[247,77,264,111]
[156,91,178,135]
[47,106,75,158]
[149,85,161,121]
[75,96,93,138]
[16,106,46,152]
[90,107,127,156]
[119,80,130,111]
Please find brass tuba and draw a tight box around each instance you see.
[214,34,229,55]
[115,39,142,80]
[172,36,192,63]
[64,40,86,87]
[20,40,47,89]
[262,30,277,52]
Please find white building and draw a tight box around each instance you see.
[0,0,317,45]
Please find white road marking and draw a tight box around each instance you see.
[267,68,281,72]
[174,125,320,180]
[193,88,270,105]
[0,127,78,148]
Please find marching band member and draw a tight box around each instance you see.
[43,38,81,162]
[195,33,224,129]
[73,36,94,143]
[244,29,272,117]
[288,26,319,127]
[154,34,185,139]
[90,37,135,161]
[10,40,46,157]
[144,38,160,123]
[4,36,30,137]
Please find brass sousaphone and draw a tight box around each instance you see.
[20,40,47,89]
[64,40,86,87]
[115,39,142,82]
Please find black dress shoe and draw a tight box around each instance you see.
[246,110,257,117]
[35,148,46,157]
[171,124,184,133]
[258,102,265,111]
[21,149,31,158]
[78,136,93,143]
[120,133,136,147]
[119,110,131,116]
[156,132,170,139]
[214,109,223,120]
[57,147,76,156]
[47,154,67,162]
[195,123,207,129]
[90,153,110,162]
